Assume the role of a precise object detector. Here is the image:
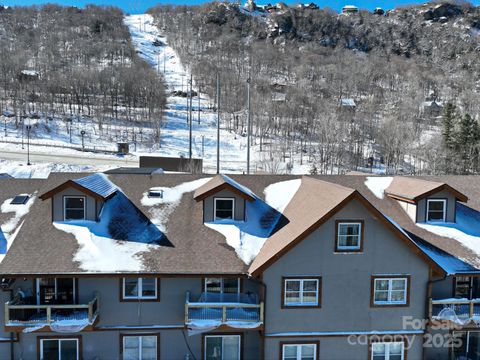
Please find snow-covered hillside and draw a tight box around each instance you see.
[125,14,251,173]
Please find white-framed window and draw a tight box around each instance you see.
[122,335,158,360]
[204,335,241,360]
[40,338,79,360]
[373,277,408,305]
[282,343,317,360]
[337,222,362,251]
[214,197,235,220]
[205,277,240,294]
[284,278,320,307]
[371,342,404,360]
[64,196,86,221]
[122,278,158,300]
[427,199,447,222]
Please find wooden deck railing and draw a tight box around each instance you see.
[5,295,99,326]
[429,298,480,320]
[185,292,264,324]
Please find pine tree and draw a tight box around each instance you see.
[442,103,455,150]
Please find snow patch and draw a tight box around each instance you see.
[141,178,211,232]
[53,222,150,272]
[365,176,393,199]
[204,179,283,264]
[264,179,301,213]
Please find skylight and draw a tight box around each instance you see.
[10,195,29,205]
[148,190,163,198]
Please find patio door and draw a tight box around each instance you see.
[36,278,76,305]
[454,276,480,299]
[453,331,480,360]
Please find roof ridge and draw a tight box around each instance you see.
[301,175,356,192]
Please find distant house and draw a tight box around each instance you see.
[18,69,40,82]
[373,7,385,15]
[422,100,443,117]
[340,98,356,108]
[342,4,359,14]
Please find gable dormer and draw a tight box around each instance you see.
[39,173,118,222]
[385,177,468,223]
[193,175,255,222]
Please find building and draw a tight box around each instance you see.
[342,5,359,14]
[0,172,479,359]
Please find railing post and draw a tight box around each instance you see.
[222,306,227,323]
[428,298,432,320]
[260,302,264,322]
[470,301,474,318]
[185,303,189,324]
[46,307,51,325]
[4,303,9,325]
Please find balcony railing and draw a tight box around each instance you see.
[5,294,99,329]
[185,292,264,326]
[429,298,480,322]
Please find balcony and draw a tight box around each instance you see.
[429,298,480,325]
[185,292,263,331]
[5,295,99,332]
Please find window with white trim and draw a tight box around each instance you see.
[214,198,235,220]
[122,335,158,360]
[64,196,85,220]
[371,342,404,360]
[40,338,79,360]
[205,277,240,294]
[282,343,317,360]
[122,278,158,300]
[205,335,241,360]
[337,222,362,251]
[373,277,408,305]
[426,199,447,222]
[284,278,320,307]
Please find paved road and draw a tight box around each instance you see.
[0,148,139,167]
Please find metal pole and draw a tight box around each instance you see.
[26,125,31,165]
[246,77,251,175]
[189,74,193,159]
[216,73,220,174]
[198,85,201,125]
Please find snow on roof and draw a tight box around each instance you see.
[221,174,256,199]
[142,178,212,232]
[365,176,393,199]
[416,204,480,270]
[20,70,39,77]
[0,193,36,262]
[264,179,301,213]
[385,214,477,275]
[194,175,256,202]
[73,173,118,199]
[53,189,164,272]
[204,179,299,264]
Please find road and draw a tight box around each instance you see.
[0,148,139,167]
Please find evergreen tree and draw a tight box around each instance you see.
[442,103,455,150]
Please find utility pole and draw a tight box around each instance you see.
[198,85,201,125]
[26,124,31,165]
[189,74,193,159]
[163,50,166,74]
[216,73,220,174]
[246,77,251,175]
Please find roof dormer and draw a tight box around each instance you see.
[194,175,255,222]
[39,173,118,222]
[385,177,468,223]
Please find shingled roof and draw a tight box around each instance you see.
[385,176,468,203]
[1,173,480,276]
[193,174,256,202]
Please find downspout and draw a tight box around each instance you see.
[248,274,266,360]
[423,269,447,360]
[1,286,15,360]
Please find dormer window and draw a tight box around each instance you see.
[64,196,85,221]
[214,198,235,220]
[427,199,446,222]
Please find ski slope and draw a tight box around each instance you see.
[125,14,250,173]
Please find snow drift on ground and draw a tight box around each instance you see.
[364,176,393,199]
[141,178,212,232]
